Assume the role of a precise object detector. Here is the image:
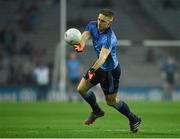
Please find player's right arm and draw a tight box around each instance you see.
[74,31,90,52]
[81,31,91,46]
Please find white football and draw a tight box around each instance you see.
[64,28,81,45]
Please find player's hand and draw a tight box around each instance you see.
[87,68,95,81]
[74,43,84,52]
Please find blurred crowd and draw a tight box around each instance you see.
[0,0,56,86]
[0,0,179,102]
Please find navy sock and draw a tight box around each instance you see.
[82,91,101,114]
[114,101,137,122]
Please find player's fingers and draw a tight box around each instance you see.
[88,72,94,80]
[74,48,80,52]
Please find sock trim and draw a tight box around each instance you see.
[82,91,94,99]
[114,101,123,109]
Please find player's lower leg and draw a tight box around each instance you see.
[114,100,141,133]
[84,110,105,125]
[81,91,104,125]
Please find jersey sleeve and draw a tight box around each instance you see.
[101,32,113,51]
[85,22,93,33]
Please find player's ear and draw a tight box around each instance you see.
[109,21,113,26]
[109,17,113,26]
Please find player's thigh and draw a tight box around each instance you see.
[100,65,121,94]
[78,67,101,95]
[105,93,119,106]
[77,78,94,95]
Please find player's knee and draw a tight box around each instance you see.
[106,101,115,107]
[106,98,116,107]
[77,86,83,94]
[106,97,119,107]
[77,86,86,95]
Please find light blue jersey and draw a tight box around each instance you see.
[85,21,119,71]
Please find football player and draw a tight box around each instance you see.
[74,8,141,133]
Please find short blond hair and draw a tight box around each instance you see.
[99,9,114,19]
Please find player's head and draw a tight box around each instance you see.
[98,9,114,32]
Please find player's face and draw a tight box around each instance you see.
[97,14,113,32]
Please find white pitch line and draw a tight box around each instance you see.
[73,128,180,133]
[104,129,127,132]
[72,129,139,132]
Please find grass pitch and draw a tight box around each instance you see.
[0,101,180,138]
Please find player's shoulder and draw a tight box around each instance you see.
[106,28,116,38]
[85,21,97,32]
[105,28,117,43]
[107,27,114,34]
[87,21,97,27]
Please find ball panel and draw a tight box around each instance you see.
[64,28,81,45]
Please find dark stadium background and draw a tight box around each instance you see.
[0,0,180,138]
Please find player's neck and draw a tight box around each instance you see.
[98,27,110,34]
[98,29,105,34]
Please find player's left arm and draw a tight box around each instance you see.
[92,48,110,70]
[87,48,110,80]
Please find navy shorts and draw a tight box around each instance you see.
[84,64,121,95]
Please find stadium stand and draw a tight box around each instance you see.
[0,0,179,101]
[138,0,180,39]
[66,0,179,87]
